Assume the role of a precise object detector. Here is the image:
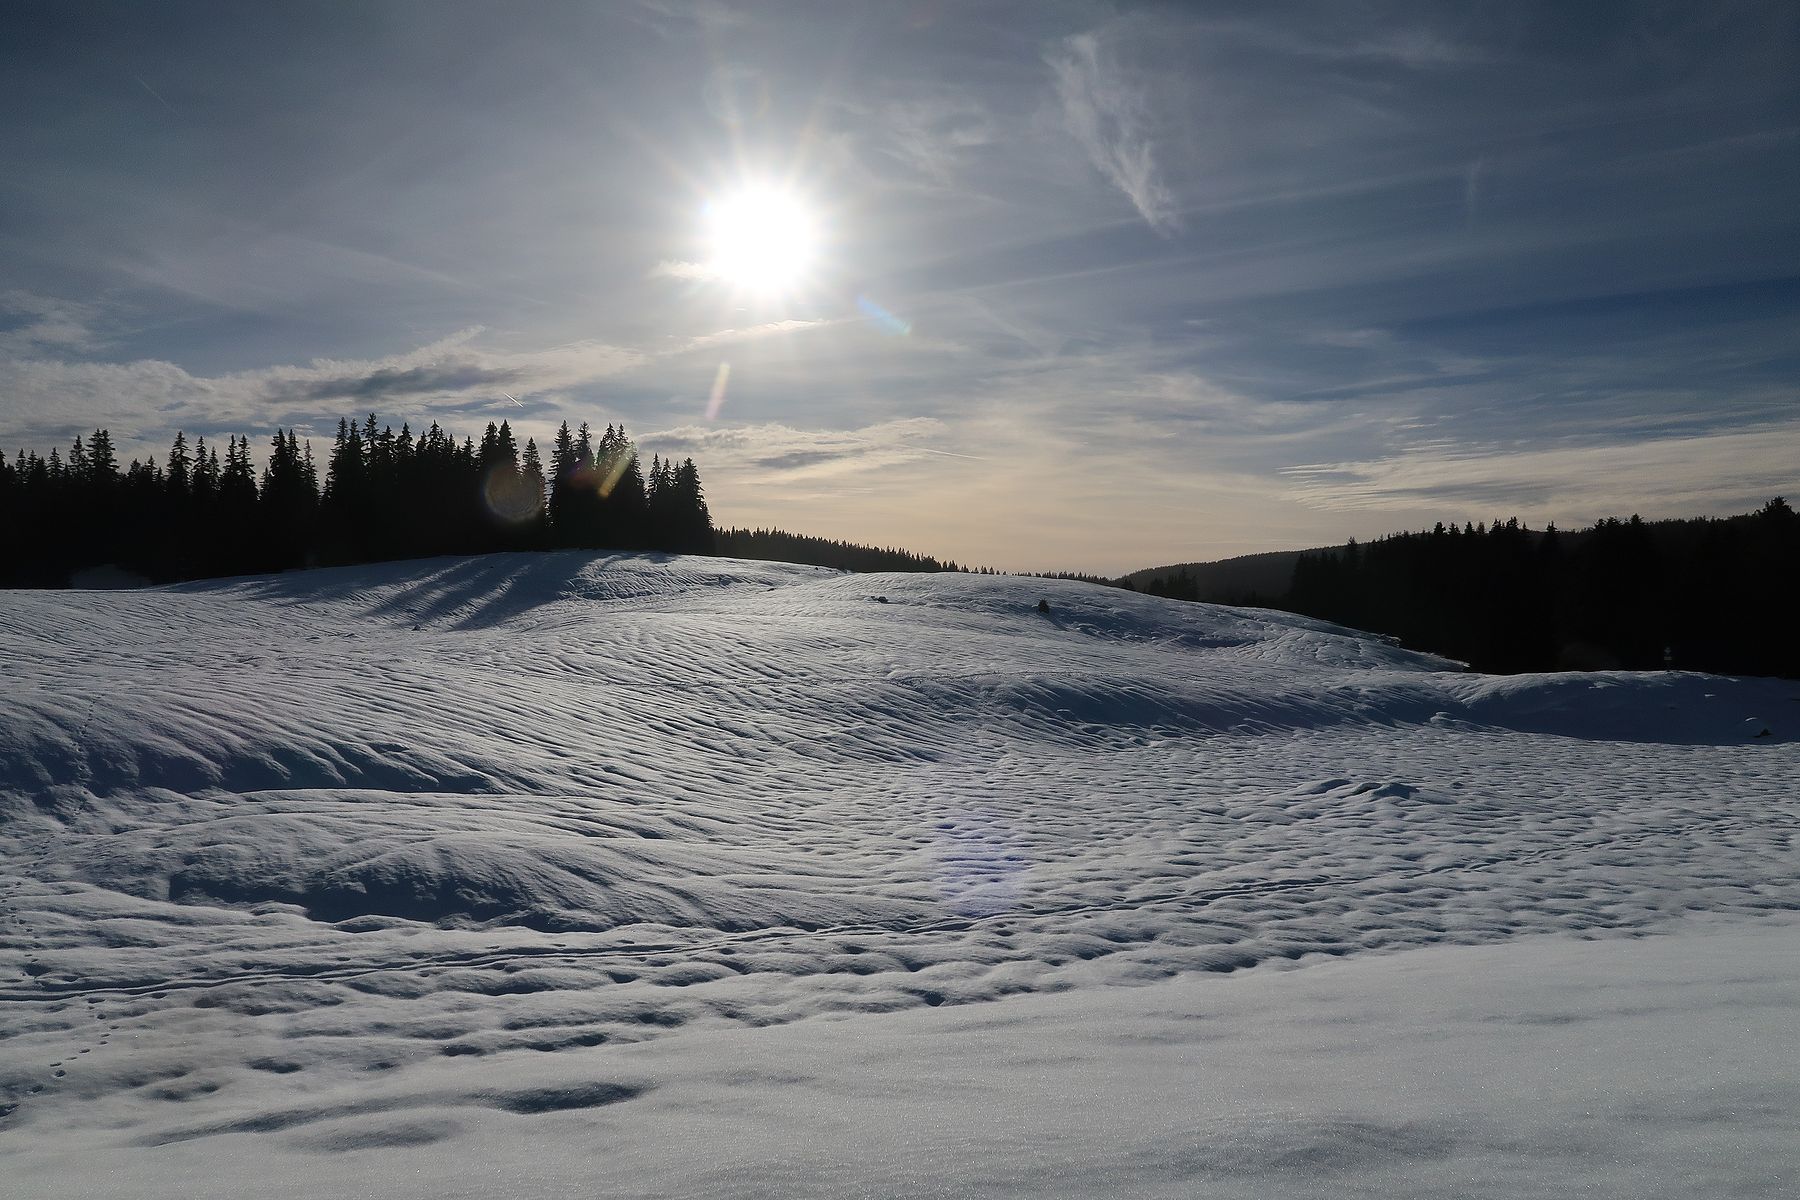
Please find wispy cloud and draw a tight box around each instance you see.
[0,291,103,357]
[643,417,957,477]
[0,310,838,455]
[649,259,717,281]
[0,329,646,448]
[677,319,834,352]
[1242,22,1483,70]
[625,0,745,35]
[1281,421,1800,519]
[1048,30,1180,235]
[878,95,998,188]
[1345,28,1478,69]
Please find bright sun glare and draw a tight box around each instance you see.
[703,184,819,296]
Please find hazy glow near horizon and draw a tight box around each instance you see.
[703,185,819,297]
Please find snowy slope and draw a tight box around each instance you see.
[2,552,1797,1196]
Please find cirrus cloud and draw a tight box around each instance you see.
[1049,29,1180,235]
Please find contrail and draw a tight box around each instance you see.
[133,75,175,113]
[499,392,524,407]
[906,444,988,462]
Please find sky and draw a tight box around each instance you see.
[2,0,1797,574]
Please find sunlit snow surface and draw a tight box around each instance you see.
[2,553,1796,1196]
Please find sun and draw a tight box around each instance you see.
[703,183,819,297]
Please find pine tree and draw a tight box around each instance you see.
[321,418,372,563]
[521,438,546,507]
[495,421,518,470]
[191,439,218,505]
[208,436,259,575]
[260,429,318,570]
[646,454,673,548]
[549,421,575,479]
[166,432,192,499]
[671,457,713,553]
[554,422,603,548]
[473,420,530,542]
[547,421,578,546]
[606,426,648,548]
[87,429,117,485]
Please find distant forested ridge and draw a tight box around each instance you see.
[1124,549,1303,607]
[0,416,712,586]
[1132,502,1800,680]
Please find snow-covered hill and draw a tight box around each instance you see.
[2,553,1797,1197]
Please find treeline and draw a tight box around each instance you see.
[0,415,713,586]
[1135,502,1796,679]
[1029,570,1113,586]
[714,527,991,574]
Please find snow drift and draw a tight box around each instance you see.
[1,552,1796,1196]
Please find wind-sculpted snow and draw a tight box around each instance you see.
[1,551,1796,1177]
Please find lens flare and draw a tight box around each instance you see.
[856,294,911,336]
[706,361,732,421]
[481,466,540,524]
[932,808,1028,918]
[597,443,634,499]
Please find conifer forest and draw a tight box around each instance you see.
[0,416,713,586]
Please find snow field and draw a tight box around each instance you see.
[1,551,1796,1192]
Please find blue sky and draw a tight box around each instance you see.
[3,0,1796,572]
